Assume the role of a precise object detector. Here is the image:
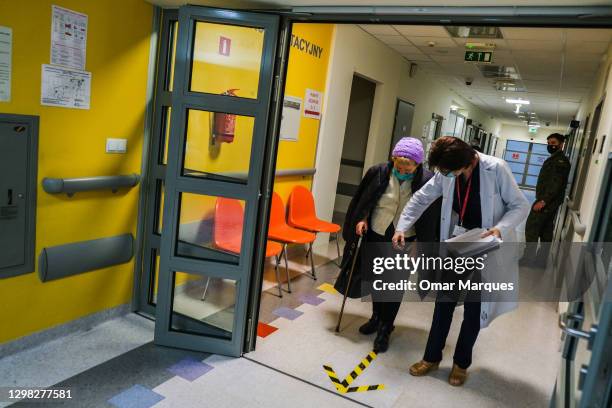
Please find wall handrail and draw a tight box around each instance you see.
[565,196,587,237]
[42,174,140,197]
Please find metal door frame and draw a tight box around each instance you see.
[154,5,280,356]
[0,113,39,279]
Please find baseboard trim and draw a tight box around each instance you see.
[0,303,132,359]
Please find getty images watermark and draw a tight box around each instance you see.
[371,252,514,293]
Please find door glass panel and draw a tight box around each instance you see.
[530,154,548,165]
[507,140,530,152]
[156,180,165,235]
[508,161,526,173]
[168,21,178,92]
[513,173,523,184]
[525,175,538,186]
[160,106,172,165]
[171,271,235,339]
[149,249,160,305]
[190,22,264,99]
[176,192,244,263]
[527,165,542,176]
[182,109,254,183]
[505,151,527,163]
[531,143,549,155]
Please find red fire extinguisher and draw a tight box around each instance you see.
[213,89,239,143]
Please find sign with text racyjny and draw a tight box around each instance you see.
[464,51,493,63]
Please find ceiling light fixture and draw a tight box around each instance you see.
[506,98,530,105]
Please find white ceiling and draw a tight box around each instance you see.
[359,25,612,127]
[148,1,612,7]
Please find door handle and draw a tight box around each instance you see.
[8,189,12,205]
[559,312,598,349]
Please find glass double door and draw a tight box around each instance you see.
[153,6,281,356]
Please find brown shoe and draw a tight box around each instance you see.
[409,360,439,376]
[448,364,467,386]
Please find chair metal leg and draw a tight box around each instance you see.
[309,242,317,280]
[274,255,282,298]
[305,244,311,258]
[283,244,292,293]
[200,277,211,301]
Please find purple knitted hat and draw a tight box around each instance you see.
[392,137,424,164]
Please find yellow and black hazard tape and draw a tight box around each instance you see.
[322,365,344,391]
[342,351,377,388]
[346,384,385,393]
[323,350,384,394]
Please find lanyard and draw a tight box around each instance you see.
[456,174,473,226]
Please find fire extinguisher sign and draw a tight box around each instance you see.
[304,88,322,119]
[219,36,231,56]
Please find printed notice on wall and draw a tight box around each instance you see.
[0,26,11,102]
[41,64,91,109]
[303,89,322,119]
[280,96,302,141]
[51,5,88,70]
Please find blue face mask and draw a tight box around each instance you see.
[393,168,414,181]
[440,170,458,179]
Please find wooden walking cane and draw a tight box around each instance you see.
[335,235,363,333]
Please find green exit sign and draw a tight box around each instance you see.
[464,51,493,63]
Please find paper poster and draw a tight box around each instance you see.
[280,96,302,141]
[51,5,88,70]
[303,88,322,119]
[41,64,91,109]
[0,26,12,102]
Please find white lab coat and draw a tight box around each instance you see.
[396,153,530,327]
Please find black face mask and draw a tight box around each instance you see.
[547,145,560,154]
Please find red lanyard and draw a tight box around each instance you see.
[456,174,472,226]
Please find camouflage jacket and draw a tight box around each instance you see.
[535,150,571,210]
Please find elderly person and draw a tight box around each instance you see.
[393,136,529,386]
[335,137,441,353]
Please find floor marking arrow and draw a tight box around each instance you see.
[323,350,385,393]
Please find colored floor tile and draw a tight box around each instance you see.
[317,283,338,295]
[299,294,325,306]
[108,384,164,408]
[167,357,214,382]
[272,306,304,320]
[257,322,279,338]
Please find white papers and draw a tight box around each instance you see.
[51,5,88,70]
[0,26,12,102]
[279,96,302,141]
[41,64,91,109]
[303,88,322,119]
[445,228,501,257]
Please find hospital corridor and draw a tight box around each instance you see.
[0,1,611,407]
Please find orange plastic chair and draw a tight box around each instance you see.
[287,185,342,262]
[214,197,284,297]
[268,192,317,292]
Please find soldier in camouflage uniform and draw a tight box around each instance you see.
[520,133,571,267]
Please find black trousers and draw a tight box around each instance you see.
[366,222,414,324]
[524,207,558,260]
[423,300,481,369]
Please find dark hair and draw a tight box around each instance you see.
[428,136,476,171]
[547,133,565,143]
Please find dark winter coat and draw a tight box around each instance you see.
[334,161,442,298]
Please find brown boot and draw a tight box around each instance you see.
[409,360,439,376]
[448,364,468,386]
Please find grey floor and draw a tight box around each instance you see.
[0,236,561,408]
[248,259,561,408]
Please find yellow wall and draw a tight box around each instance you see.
[274,23,334,203]
[181,23,334,222]
[0,0,153,344]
